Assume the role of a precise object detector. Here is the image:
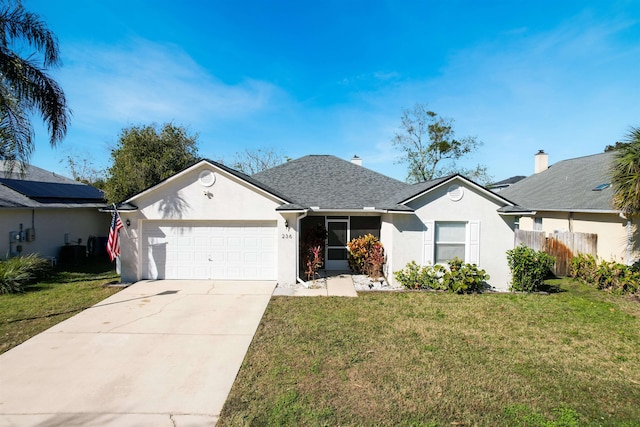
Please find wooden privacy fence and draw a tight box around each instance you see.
[514,230,598,276]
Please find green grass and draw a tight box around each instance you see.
[219,278,640,426]
[0,258,121,354]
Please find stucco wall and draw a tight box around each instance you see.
[519,212,639,263]
[0,208,109,260]
[384,180,516,291]
[119,162,296,284]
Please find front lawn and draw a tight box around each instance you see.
[0,259,121,354]
[219,278,640,426]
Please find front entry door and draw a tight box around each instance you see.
[325,219,349,270]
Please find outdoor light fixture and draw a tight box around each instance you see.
[284,220,289,229]
[125,219,131,227]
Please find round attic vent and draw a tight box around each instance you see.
[198,170,216,187]
[447,185,464,201]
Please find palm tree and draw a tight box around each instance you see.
[0,1,69,170]
[611,127,640,215]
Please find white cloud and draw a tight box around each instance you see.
[58,38,284,128]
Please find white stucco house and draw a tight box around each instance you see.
[116,155,520,291]
[0,161,109,261]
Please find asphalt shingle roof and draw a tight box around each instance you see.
[500,152,616,212]
[252,155,410,210]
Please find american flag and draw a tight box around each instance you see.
[107,208,124,261]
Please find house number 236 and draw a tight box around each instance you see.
[281,233,293,239]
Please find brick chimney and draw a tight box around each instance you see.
[351,155,362,166]
[535,150,548,174]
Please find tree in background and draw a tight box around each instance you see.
[104,123,199,203]
[611,127,640,215]
[392,104,491,184]
[0,1,70,170]
[60,151,106,189]
[233,147,286,174]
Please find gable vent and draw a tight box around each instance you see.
[198,170,216,187]
[447,185,464,201]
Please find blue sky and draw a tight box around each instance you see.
[24,0,640,182]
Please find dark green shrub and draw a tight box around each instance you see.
[393,258,489,293]
[440,258,490,294]
[506,244,555,292]
[0,255,52,294]
[347,234,385,278]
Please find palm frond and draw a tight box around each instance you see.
[611,127,640,214]
[0,2,60,67]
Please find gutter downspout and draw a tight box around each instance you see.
[296,210,310,287]
[620,212,632,265]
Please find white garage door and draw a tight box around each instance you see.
[141,221,277,280]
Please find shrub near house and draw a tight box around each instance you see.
[571,253,640,295]
[394,258,489,293]
[347,234,384,278]
[0,255,52,294]
[506,245,555,292]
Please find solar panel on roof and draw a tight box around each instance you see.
[0,178,104,201]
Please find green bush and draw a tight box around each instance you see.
[394,258,490,294]
[440,258,490,294]
[506,244,555,292]
[570,253,598,283]
[571,254,640,295]
[347,234,384,278]
[393,261,440,290]
[0,254,52,294]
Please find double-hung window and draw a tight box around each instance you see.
[424,220,480,266]
[435,222,466,264]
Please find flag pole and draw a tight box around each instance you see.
[113,203,130,238]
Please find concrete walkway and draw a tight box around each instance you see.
[272,274,358,297]
[0,280,276,427]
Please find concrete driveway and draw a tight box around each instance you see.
[0,279,276,427]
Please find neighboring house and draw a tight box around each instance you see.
[500,150,639,264]
[487,175,526,193]
[0,161,108,260]
[117,155,519,290]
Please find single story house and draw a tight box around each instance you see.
[0,161,108,261]
[117,155,520,290]
[500,150,639,264]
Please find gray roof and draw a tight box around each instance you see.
[0,161,106,208]
[500,152,616,212]
[489,175,526,188]
[252,155,410,210]
[392,176,452,204]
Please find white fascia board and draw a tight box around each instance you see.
[401,175,515,207]
[309,208,387,214]
[498,211,537,216]
[530,208,620,214]
[126,160,288,205]
[277,209,308,214]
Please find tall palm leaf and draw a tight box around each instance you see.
[0,1,69,170]
[611,127,640,215]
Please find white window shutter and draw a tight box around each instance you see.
[468,220,480,265]
[423,220,434,265]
